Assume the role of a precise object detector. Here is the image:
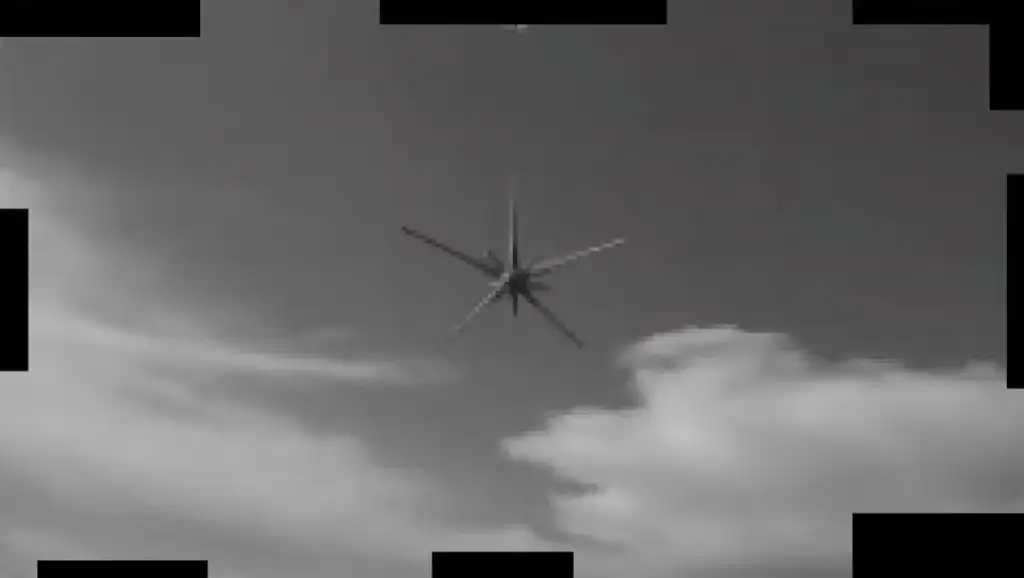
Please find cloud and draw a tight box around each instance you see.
[505,327,1020,577]
[30,306,450,386]
[0,161,550,578]
[7,151,1014,578]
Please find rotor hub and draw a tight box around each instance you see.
[507,269,531,293]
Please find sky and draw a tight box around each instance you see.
[0,1,1017,577]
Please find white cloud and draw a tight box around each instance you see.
[0,162,552,578]
[505,327,1020,577]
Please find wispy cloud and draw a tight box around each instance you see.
[30,307,449,386]
[0,161,548,578]
[505,327,1020,577]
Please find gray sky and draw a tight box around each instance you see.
[0,1,1016,577]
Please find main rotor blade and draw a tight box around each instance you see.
[401,226,503,278]
[508,191,519,269]
[452,278,508,337]
[523,293,584,348]
[529,237,626,277]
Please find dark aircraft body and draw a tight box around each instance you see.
[401,195,625,347]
